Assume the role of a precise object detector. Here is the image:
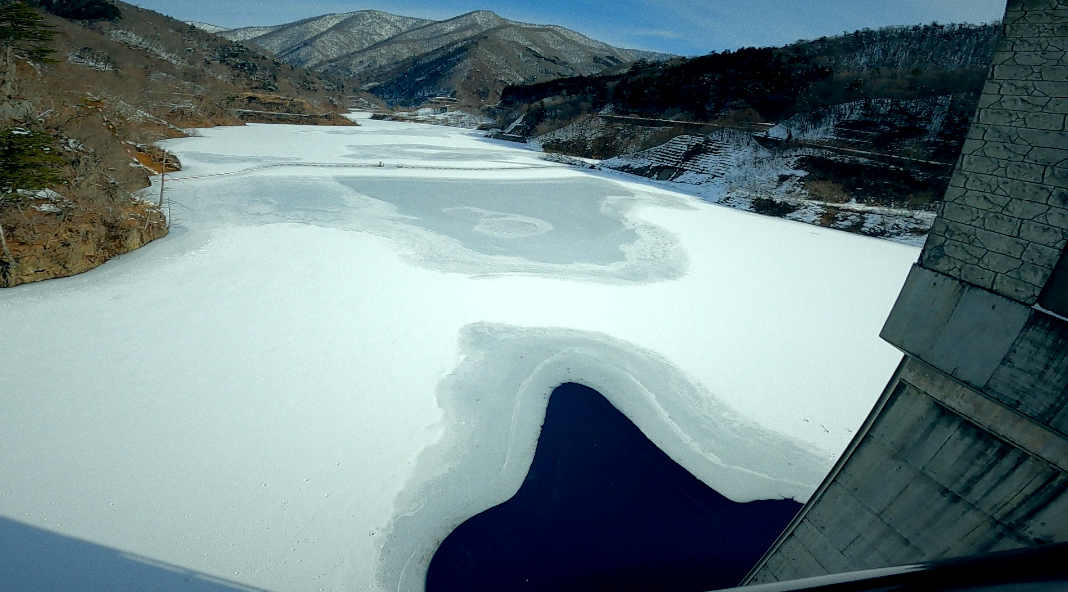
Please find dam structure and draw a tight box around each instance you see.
[745,0,1068,581]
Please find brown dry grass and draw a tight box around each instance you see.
[0,195,167,287]
[803,178,851,203]
[1,1,359,287]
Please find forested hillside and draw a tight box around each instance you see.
[494,22,998,242]
[498,22,996,141]
[0,0,352,287]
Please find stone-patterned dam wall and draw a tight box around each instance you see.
[744,0,1068,582]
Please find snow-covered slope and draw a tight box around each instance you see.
[216,24,282,42]
[185,20,229,34]
[227,10,642,106]
[0,120,917,592]
[625,48,677,62]
[601,128,938,244]
[223,11,433,68]
[764,94,975,160]
[327,12,637,105]
[323,10,634,77]
[228,12,361,53]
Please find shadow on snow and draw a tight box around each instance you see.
[0,517,270,592]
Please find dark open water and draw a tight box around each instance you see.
[426,383,802,592]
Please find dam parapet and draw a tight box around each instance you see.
[745,0,1068,582]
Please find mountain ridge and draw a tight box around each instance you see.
[201,9,675,107]
[493,21,999,241]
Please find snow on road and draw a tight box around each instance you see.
[0,119,918,592]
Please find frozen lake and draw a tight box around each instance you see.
[0,118,918,592]
[335,177,640,266]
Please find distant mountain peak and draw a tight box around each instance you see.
[223,8,646,107]
[457,9,504,19]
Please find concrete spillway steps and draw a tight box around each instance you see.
[685,148,733,176]
[636,135,736,177]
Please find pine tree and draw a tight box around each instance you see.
[0,126,64,284]
[0,0,55,95]
[36,0,121,21]
[0,126,64,194]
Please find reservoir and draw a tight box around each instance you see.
[0,120,916,592]
[427,383,802,592]
[335,177,641,266]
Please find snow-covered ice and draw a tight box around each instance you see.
[0,119,918,592]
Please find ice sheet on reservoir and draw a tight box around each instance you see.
[336,177,640,265]
[339,143,520,163]
[0,119,920,592]
[378,323,830,591]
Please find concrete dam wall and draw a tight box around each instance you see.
[745,0,1068,582]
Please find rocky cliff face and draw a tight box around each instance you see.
[2,1,355,288]
[0,194,168,288]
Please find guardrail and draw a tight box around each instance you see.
[717,543,1068,592]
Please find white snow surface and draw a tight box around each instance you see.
[0,119,918,592]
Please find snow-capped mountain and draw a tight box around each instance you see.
[322,10,643,105]
[212,10,672,106]
[220,11,434,68]
[215,24,283,42]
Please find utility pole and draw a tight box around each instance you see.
[158,153,166,208]
[144,153,169,231]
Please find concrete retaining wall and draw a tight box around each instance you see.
[747,302,1068,583]
[749,357,1068,582]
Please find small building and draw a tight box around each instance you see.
[427,96,461,113]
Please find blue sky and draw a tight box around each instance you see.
[130,0,1008,56]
